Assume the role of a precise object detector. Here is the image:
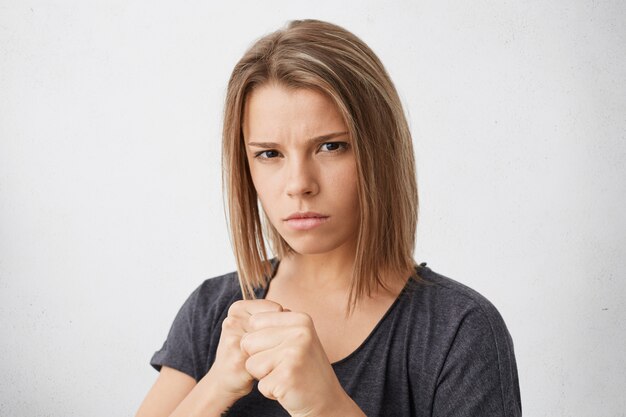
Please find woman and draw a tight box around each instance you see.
[136,19,521,417]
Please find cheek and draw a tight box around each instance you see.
[326,164,359,208]
[248,160,268,196]
[249,169,278,217]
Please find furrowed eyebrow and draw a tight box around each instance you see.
[246,131,349,148]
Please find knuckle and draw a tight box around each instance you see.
[280,364,298,384]
[221,316,244,334]
[299,329,313,345]
[244,355,255,374]
[247,356,270,378]
[285,345,302,361]
[248,314,263,330]
[221,316,234,330]
[259,377,285,401]
[294,312,312,326]
[273,384,286,400]
[257,377,271,397]
[227,300,246,316]
[290,324,313,344]
[239,333,250,352]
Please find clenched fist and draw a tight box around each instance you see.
[209,299,284,398]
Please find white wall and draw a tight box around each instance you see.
[1,1,624,416]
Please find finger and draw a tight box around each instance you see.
[227,299,284,319]
[221,302,284,337]
[220,315,249,337]
[257,366,288,401]
[248,310,312,332]
[244,346,284,381]
[240,326,293,356]
[242,299,284,315]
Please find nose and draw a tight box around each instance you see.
[285,158,319,198]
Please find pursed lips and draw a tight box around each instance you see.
[284,212,329,221]
[283,212,330,230]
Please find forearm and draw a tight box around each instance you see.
[169,369,241,417]
[307,388,367,417]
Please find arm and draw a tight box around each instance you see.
[137,298,367,417]
[136,299,285,417]
[135,365,243,417]
[432,307,522,417]
[135,366,195,417]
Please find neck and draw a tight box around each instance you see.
[276,247,356,293]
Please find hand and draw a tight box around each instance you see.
[240,310,352,417]
[209,299,284,399]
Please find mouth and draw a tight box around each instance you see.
[284,211,329,221]
[283,212,330,231]
[284,217,329,231]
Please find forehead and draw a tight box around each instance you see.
[242,83,347,141]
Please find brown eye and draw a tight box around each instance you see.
[319,142,348,152]
[255,150,281,159]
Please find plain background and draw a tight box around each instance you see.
[1,1,625,416]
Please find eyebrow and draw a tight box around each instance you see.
[246,131,349,148]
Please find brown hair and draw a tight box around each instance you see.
[222,19,418,310]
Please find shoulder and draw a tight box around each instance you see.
[402,264,521,415]
[196,270,241,302]
[398,263,518,380]
[177,260,276,329]
[406,263,511,334]
[164,270,245,341]
[188,270,244,323]
[150,269,245,379]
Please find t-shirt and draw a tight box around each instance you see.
[151,260,522,416]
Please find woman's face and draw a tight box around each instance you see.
[242,83,360,257]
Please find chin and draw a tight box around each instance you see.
[289,246,334,256]
[282,235,351,256]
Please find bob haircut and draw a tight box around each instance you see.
[222,19,418,309]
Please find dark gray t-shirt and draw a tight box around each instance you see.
[151,261,521,416]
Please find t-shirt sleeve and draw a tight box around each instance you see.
[150,284,202,379]
[432,302,522,417]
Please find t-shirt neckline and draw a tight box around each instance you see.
[256,257,416,366]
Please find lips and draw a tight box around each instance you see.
[284,212,329,231]
[284,211,328,220]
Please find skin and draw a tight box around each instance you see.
[244,83,361,289]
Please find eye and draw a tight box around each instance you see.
[254,150,281,159]
[319,142,349,153]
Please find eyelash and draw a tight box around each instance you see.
[253,142,349,160]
